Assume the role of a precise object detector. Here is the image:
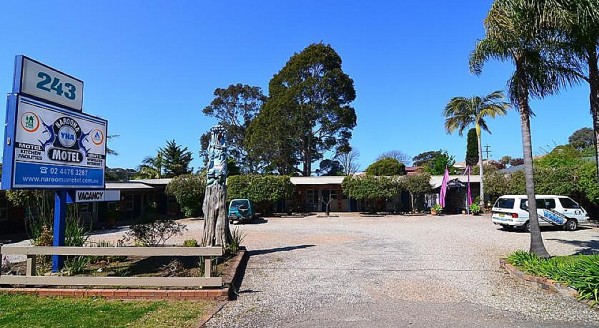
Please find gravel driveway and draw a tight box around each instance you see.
[204,214,599,328]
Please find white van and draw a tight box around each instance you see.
[491,195,589,231]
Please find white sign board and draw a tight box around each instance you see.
[75,190,120,202]
[16,56,84,111]
[2,95,106,189]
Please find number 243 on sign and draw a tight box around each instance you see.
[36,72,77,100]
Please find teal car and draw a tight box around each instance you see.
[228,199,256,224]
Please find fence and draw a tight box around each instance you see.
[0,245,223,288]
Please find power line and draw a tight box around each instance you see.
[483,145,492,160]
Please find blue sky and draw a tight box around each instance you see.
[1,1,592,172]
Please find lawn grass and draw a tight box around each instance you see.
[507,251,599,306]
[0,293,215,328]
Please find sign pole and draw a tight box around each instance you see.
[52,190,67,272]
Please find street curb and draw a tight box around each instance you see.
[499,258,579,299]
[222,247,248,300]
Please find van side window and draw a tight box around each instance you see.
[545,199,556,209]
[536,199,547,209]
[496,198,515,209]
[559,197,580,209]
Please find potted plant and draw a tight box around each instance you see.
[431,203,443,215]
[469,203,482,215]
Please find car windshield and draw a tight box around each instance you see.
[231,200,249,207]
[494,198,515,209]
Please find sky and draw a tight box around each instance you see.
[0,1,593,172]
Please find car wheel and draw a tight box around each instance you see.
[565,219,578,231]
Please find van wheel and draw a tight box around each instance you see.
[522,221,531,232]
[565,219,578,231]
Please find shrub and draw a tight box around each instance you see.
[469,203,481,214]
[342,175,402,212]
[166,174,206,217]
[227,175,294,213]
[183,239,198,247]
[123,220,187,246]
[6,190,54,244]
[228,228,245,253]
[507,251,599,306]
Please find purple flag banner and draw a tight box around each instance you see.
[439,166,450,207]
[466,165,472,206]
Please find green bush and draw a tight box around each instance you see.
[469,203,481,214]
[166,174,206,217]
[342,175,402,212]
[227,175,294,213]
[507,251,599,306]
[228,228,245,254]
[183,239,198,247]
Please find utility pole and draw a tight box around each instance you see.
[483,144,492,160]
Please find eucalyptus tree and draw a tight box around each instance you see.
[470,0,578,257]
[568,127,594,151]
[334,149,360,175]
[376,150,412,166]
[443,90,509,207]
[201,84,266,173]
[246,43,357,176]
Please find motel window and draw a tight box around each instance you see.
[329,189,338,200]
[123,195,134,211]
[78,203,90,213]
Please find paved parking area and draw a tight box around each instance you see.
[205,214,599,328]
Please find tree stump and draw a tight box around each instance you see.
[201,183,232,247]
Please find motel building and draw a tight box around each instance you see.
[0,175,481,236]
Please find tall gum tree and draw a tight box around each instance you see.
[201,84,266,173]
[247,43,357,176]
[470,0,578,258]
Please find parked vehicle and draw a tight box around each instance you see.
[491,195,589,231]
[228,199,256,224]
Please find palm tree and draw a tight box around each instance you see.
[106,135,119,156]
[470,0,578,258]
[443,90,510,208]
[546,1,599,185]
[136,152,163,179]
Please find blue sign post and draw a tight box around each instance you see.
[2,56,107,272]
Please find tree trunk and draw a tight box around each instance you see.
[587,47,599,188]
[476,124,485,208]
[201,183,232,248]
[515,63,549,258]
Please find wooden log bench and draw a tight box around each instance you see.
[0,245,223,288]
